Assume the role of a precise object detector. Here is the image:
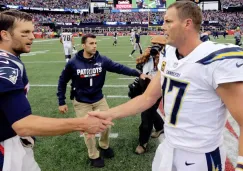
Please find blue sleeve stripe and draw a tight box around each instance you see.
[196,47,243,65]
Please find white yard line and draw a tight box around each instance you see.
[25,51,137,54]
[23,60,134,64]
[24,61,65,63]
[118,78,135,80]
[80,133,118,138]
[34,37,81,43]
[106,95,128,98]
[127,64,136,66]
[34,39,60,43]
[30,84,128,88]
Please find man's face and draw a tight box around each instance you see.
[10,20,35,55]
[162,7,184,47]
[83,38,97,55]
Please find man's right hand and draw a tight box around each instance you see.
[82,115,114,134]
[59,105,68,114]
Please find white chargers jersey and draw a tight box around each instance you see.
[158,41,243,153]
[61,32,73,47]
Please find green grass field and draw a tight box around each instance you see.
[22,35,236,171]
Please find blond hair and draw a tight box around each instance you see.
[168,1,202,32]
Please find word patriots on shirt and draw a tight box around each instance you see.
[77,67,102,78]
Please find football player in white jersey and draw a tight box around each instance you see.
[60,32,75,63]
[130,29,135,45]
[88,1,243,171]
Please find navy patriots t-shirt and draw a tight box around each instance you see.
[0,50,31,142]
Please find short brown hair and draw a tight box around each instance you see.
[168,1,202,32]
[81,34,96,44]
[0,10,32,40]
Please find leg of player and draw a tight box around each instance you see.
[138,43,143,54]
[151,99,164,138]
[129,43,137,58]
[113,37,116,46]
[93,98,114,159]
[65,55,71,63]
[72,100,104,168]
[136,110,152,154]
[64,46,72,63]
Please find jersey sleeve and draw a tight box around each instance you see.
[198,46,243,89]
[0,59,25,93]
[212,57,243,89]
[196,45,243,89]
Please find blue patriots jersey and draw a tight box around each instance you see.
[0,51,29,93]
[0,50,30,142]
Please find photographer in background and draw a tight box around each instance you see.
[130,36,166,154]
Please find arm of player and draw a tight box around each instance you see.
[0,90,113,136]
[12,115,113,137]
[216,82,243,157]
[104,56,147,79]
[57,62,72,112]
[88,72,163,120]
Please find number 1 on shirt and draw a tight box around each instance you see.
[90,78,93,87]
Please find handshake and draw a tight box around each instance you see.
[59,105,114,136]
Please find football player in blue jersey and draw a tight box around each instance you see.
[89,1,243,171]
[0,10,113,171]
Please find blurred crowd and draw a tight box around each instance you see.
[203,11,243,29]
[221,0,243,8]
[1,0,242,30]
[30,11,243,29]
[33,13,81,23]
[34,25,52,32]
[1,0,89,9]
[1,0,243,10]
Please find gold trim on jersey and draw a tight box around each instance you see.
[196,47,243,65]
[212,51,243,61]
